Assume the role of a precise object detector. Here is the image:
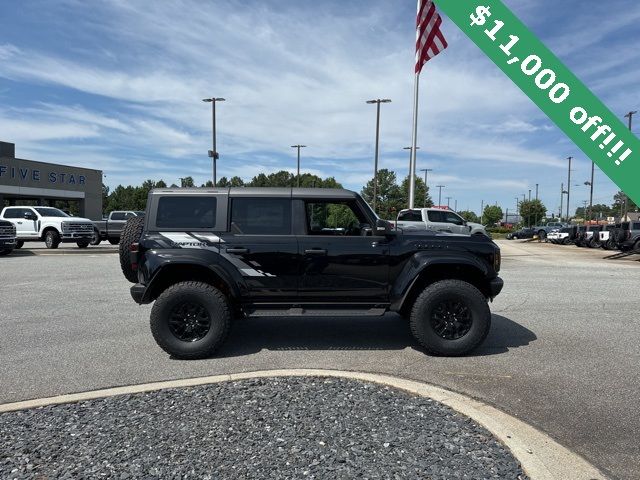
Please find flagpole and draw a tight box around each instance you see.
[409,72,420,209]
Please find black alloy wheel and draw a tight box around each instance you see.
[168,301,212,342]
[430,300,473,340]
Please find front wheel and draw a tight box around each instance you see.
[150,281,231,359]
[15,240,24,249]
[44,230,60,249]
[538,230,547,241]
[409,280,491,356]
[90,229,102,245]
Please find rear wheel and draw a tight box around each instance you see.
[44,230,60,249]
[150,281,231,359]
[119,216,145,283]
[409,280,491,356]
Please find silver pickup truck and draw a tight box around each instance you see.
[92,210,145,245]
[396,208,488,236]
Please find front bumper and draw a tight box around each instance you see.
[61,233,93,241]
[131,283,151,304]
[489,277,504,298]
[0,238,16,248]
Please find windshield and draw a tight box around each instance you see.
[34,207,70,217]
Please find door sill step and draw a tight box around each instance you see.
[243,304,388,317]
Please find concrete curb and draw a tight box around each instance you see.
[0,369,607,480]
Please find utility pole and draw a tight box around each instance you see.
[535,183,539,200]
[290,145,307,187]
[566,156,573,221]
[585,161,594,221]
[435,185,445,207]
[528,189,531,201]
[202,97,225,186]
[454,199,457,212]
[366,98,391,214]
[418,166,432,207]
[480,200,484,224]
[445,196,452,208]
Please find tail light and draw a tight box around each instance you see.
[130,242,139,271]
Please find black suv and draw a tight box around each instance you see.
[616,221,640,251]
[119,188,503,359]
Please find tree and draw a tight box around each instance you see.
[360,169,404,218]
[613,191,638,216]
[180,176,195,188]
[483,205,503,226]
[458,210,479,223]
[518,199,547,227]
[399,175,432,208]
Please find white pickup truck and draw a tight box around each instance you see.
[396,208,488,236]
[0,206,95,249]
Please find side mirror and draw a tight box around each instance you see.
[24,212,37,221]
[361,223,373,236]
[375,218,393,235]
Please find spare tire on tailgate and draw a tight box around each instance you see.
[119,216,145,283]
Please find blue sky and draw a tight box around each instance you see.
[0,0,638,216]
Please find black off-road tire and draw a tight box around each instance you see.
[409,280,491,356]
[77,240,90,248]
[44,230,60,249]
[0,248,13,256]
[90,229,102,245]
[15,241,24,249]
[119,216,145,283]
[150,281,231,359]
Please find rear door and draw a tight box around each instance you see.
[3,208,38,238]
[220,195,299,301]
[296,198,389,302]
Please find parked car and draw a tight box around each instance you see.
[584,225,604,248]
[599,224,619,250]
[506,227,535,240]
[574,226,589,247]
[548,227,571,244]
[616,221,640,251]
[119,188,503,359]
[0,206,94,249]
[92,210,145,245]
[532,222,566,240]
[0,219,17,256]
[396,208,488,236]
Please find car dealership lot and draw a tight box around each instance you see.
[1,240,639,479]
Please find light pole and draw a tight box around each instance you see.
[566,156,572,221]
[290,145,307,187]
[584,161,595,221]
[480,200,484,224]
[528,189,531,201]
[202,97,225,186]
[445,196,452,208]
[436,185,445,207]
[419,167,432,207]
[366,98,391,214]
[535,183,539,200]
[623,111,636,218]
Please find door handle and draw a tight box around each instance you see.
[304,248,327,255]
[17,221,22,224]
[226,247,249,254]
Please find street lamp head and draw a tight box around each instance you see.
[202,97,225,102]
[291,145,307,148]
[202,98,213,102]
[624,111,638,118]
[215,98,226,102]
[366,99,392,104]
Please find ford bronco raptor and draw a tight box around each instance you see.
[120,188,503,359]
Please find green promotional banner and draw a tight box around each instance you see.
[434,0,640,206]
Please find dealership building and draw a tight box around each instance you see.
[0,141,103,220]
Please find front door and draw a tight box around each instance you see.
[5,208,39,238]
[220,196,299,301]
[297,199,389,302]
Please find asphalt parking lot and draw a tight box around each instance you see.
[1,240,639,479]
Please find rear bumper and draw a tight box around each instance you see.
[489,277,504,298]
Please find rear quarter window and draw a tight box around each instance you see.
[398,210,422,222]
[156,196,217,229]
[231,197,291,235]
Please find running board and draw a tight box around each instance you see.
[242,304,388,317]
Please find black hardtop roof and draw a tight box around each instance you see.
[150,187,359,199]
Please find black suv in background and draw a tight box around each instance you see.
[119,188,504,359]
[617,221,640,251]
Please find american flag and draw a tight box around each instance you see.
[415,0,448,73]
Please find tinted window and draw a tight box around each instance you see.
[427,211,444,222]
[110,212,126,221]
[633,222,640,230]
[305,201,368,236]
[231,198,291,235]
[398,210,422,222]
[3,208,27,219]
[443,212,464,225]
[156,196,217,229]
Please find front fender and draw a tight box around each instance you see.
[389,252,490,312]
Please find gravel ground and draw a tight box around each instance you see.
[0,377,527,479]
